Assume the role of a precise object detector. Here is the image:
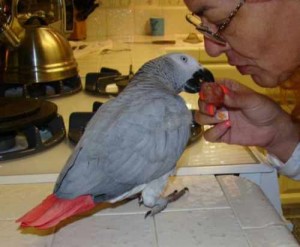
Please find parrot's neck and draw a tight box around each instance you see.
[127,77,175,95]
[128,61,180,94]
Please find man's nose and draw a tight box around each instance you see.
[204,37,231,57]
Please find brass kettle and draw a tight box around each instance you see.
[0,8,78,84]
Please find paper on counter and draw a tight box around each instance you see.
[69,40,113,59]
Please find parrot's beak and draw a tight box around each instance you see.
[184,68,214,93]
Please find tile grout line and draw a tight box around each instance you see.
[153,216,160,247]
[89,206,232,218]
[215,175,252,247]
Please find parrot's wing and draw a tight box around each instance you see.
[98,95,192,185]
[55,93,191,201]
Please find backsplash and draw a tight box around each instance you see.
[100,0,185,8]
[85,0,195,40]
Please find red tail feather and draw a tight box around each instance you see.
[16,194,95,229]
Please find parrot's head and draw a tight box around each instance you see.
[152,53,214,94]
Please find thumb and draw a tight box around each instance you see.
[218,80,257,109]
[223,89,255,109]
[203,120,231,142]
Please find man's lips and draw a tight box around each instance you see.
[228,61,251,75]
[227,56,255,75]
[235,65,253,75]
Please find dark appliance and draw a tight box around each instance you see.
[85,66,134,96]
[68,102,202,146]
[0,97,66,161]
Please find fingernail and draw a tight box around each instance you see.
[199,91,206,100]
[224,120,231,127]
[219,85,229,94]
[206,104,215,115]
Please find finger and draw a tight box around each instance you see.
[223,90,258,109]
[198,97,229,121]
[215,78,252,92]
[194,110,225,125]
[198,99,216,116]
[219,84,230,94]
[203,120,231,143]
[214,79,258,109]
[215,107,229,121]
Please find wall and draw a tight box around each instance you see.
[85,0,195,40]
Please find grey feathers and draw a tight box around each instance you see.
[54,53,202,204]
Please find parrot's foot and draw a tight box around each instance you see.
[144,187,189,218]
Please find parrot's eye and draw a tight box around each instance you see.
[180,56,188,63]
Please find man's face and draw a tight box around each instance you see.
[184,0,300,87]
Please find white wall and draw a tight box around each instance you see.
[86,0,195,40]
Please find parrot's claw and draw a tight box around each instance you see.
[165,189,178,199]
[138,195,143,207]
[144,187,189,218]
[166,187,189,203]
[144,210,152,218]
[144,198,168,218]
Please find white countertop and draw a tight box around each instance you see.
[0,38,298,246]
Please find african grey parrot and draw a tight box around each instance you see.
[17,53,213,229]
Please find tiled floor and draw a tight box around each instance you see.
[1,175,299,246]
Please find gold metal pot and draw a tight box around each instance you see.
[0,12,78,84]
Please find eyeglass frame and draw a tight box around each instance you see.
[186,0,245,45]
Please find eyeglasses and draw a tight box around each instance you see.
[186,0,245,45]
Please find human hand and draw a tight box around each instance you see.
[195,79,299,162]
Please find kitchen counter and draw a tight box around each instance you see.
[0,37,298,246]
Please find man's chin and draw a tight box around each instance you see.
[250,74,278,88]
